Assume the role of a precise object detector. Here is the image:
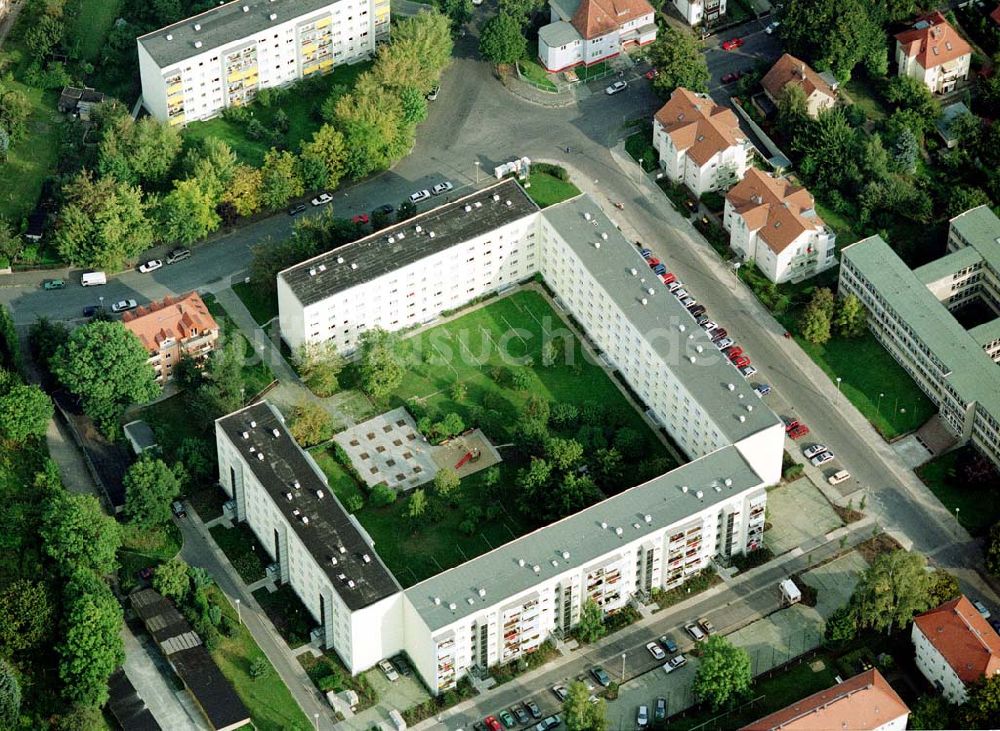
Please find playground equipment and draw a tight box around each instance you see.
[455,448,482,470]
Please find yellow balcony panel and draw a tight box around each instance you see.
[318,59,334,69]
[302,42,317,55]
[316,16,331,27]
[169,114,185,126]
[167,82,183,94]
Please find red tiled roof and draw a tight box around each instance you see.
[761,54,836,104]
[991,5,1000,25]
[894,11,971,69]
[725,168,826,254]
[914,595,1000,685]
[122,292,219,355]
[570,0,654,40]
[740,669,909,731]
[654,87,745,167]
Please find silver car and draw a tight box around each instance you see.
[715,337,735,350]
[409,189,431,204]
[605,80,628,95]
[111,299,138,313]
[810,451,835,467]
[432,181,454,195]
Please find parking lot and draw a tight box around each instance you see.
[764,478,844,555]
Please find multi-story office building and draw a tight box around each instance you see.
[838,206,1000,468]
[121,292,220,383]
[230,181,785,693]
[653,88,750,197]
[137,0,388,125]
[723,168,837,284]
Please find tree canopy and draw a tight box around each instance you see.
[479,12,527,65]
[358,328,405,402]
[0,381,53,444]
[41,491,122,576]
[693,635,752,710]
[851,549,933,634]
[778,0,888,82]
[0,579,54,654]
[563,679,608,731]
[123,456,182,529]
[649,28,710,96]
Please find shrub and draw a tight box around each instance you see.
[532,162,570,181]
[370,483,397,507]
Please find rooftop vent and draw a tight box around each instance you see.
[339,545,347,554]
[336,256,345,264]
[433,596,441,605]
[285,492,293,501]
[644,514,652,523]
[415,225,422,233]
[641,298,648,306]
[561,551,570,560]
[505,200,512,207]
[346,579,356,588]
[739,415,747,423]
[292,509,300,517]
[467,597,475,605]
[518,558,525,567]
[315,490,325,499]
[647,287,655,296]
[362,553,371,563]
[309,267,317,276]
[688,356,696,363]
[166,33,173,40]
[695,490,704,500]
[250,420,256,428]
[615,527,624,537]
[194,22,201,30]
[318,264,326,272]
[584,212,592,221]
[194,40,203,48]
[475,201,482,208]
[681,485,689,493]
[337,573,346,581]
[448,602,457,611]
[330,556,338,565]
[241,431,249,439]
[727,383,735,391]
[242,4,249,11]
[696,345,704,353]
[601,232,609,241]
[714,485,722,492]
[478,588,486,597]
[269,12,277,20]
[293,480,301,489]
[429,231,436,238]
[738,393,744,399]
[746,404,753,412]
[724,478,733,487]
[387,236,395,244]
[272,427,280,438]
[493,193,500,202]
[351,262,358,269]
[532,565,541,573]
[301,515,309,525]
[256,452,264,461]
[464,204,472,213]
[551,559,559,567]
[679,324,686,332]
[630,268,638,276]
[633,522,641,530]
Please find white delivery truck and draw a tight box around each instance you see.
[81,271,107,286]
[780,578,802,606]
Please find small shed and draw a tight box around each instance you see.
[780,578,802,605]
[123,420,159,455]
[936,101,971,149]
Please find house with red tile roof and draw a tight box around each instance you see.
[761,54,837,119]
[992,4,1000,26]
[740,669,909,731]
[653,87,750,197]
[537,0,656,73]
[723,169,836,283]
[122,292,220,384]
[912,595,1000,703]
[894,11,971,94]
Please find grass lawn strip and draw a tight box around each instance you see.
[916,450,999,536]
[71,0,125,61]
[524,171,581,208]
[232,281,280,326]
[625,130,658,172]
[517,57,558,92]
[206,586,312,731]
[209,523,268,583]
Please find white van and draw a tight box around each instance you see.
[81,271,107,287]
[827,470,851,486]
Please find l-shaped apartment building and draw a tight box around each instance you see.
[838,205,1000,469]
[137,0,388,125]
[217,180,785,694]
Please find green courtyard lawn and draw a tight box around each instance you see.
[252,584,312,649]
[517,57,557,92]
[207,586,312,731]
[232,281,280,326]
[118,522,183,594]
[779,318,936,439]
[625,130,658,172]
[843,76,890,123]
[0,81,62,228]
[70,0,124,62]
[309,447,366,506]
[916,447,1000,536]
[209,523,269,584]
[182,117,272,169]
[524,171,580,208]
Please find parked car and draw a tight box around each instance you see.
[754,383,772,397]
[784,418,801,433]
[378,659,399,681]
[639,247,652,259]
[647,256,661,267]
[409,189,431,204]
[374,203,395,215]
[827,469,851,485]
[765,20,780,34]
[171,500,187,518]
[655,697,667,722]
[646,641,666,660]
[139,259,163,273]
[498,709,516,728]
[685,623,705,641]
[82,305,100,317]
[351,213,370,225]
[591,666,612,687]
[810,451,834,467]
[512,705,530,724]
[288,203,307,216]
[432,181,454,195]
[473,722,487,731]
[699,319,718,331]
[715,337,735,350]
[311,192,333,206]
[684,198,699,213]
[551,685,568,702]
[732,356,751,369]
[535,715,561,731]
[721,71,742,84]
[484,716,502,731]
[659,635,678,653]
[803,444,828,459]
[661,272,677,285]
[392,656,412,676]
[673,288,689,299]
[426,85,440,101]
[740,364,758,378]
[698,617,715,635]
[166,247,191,264]
[724,346,744,359]
[653,263,668,276]
[711,327,729,341]
[663,654,687,672]
[637,705,649,728]
[788,424,810,440]
[667,280,683,292]
[721,37,744,50]
[42,278,66,290]
[111,299,138,313]
[526,700,542,720]
[680,296,697,308]
[973,600,991,619]
[689,304,707,317]
[645,68,658,80]
[81,271,107,286]
[605,80,628,95]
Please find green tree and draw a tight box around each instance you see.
[159,178,221,244]
[517,457,552,503]
[25,13,63,63]
[380,10,454,92]
[97,113,183,187]
[613,426,644,461]
[986,522,1000,576]
[370,483,397,507]
[221,164,264,217]
[0,659,20,730]
[294,341,345,397]
[450,381,468,402]
[358,328,405,402]
[576,597,605,643]
[834,293,866,338]
[153,557,190,601]
[545,437,584,470]
[800,291,833,345]
[963,674,1000,729]
[852,549,932,634]
[199,334,247,418]
[434,466,460,497]
[778,0,886,82]
[649,28,710,96]
[123,456,181,529]
[592,447,624,487]
[909,694,957,731]
[261,148,305,209]
[479,12,527,65]
[249,656,271,680]
[52,704,105,731]
[183,137,238,199]
[550,472,601,517]
[0,382,53,444]
[563,679,608,731]
[926,568,960,605]
[693,635,752,710]
[41,491,122,575]
[58,571,125,708]
[0,217,21,263]
[0,84,31,142]
[0,579,54,653]
[300,124,347,190]
[883,75,939,133]
[53,170,155,271]
[51,321,159,434]
[549,402,579,429]
[946,187,991,218]
[777,82,810,140]
[438,0,473,28]
[892,127,919,173]
[334,85,411,178]
[407,488,427,522]
[289,400,334,447]
[823,603,858,646]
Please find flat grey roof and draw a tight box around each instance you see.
[549,0,581,20]
[123,420,159,452]
[279,179,539,308]
[913,245,983,285]
[969,319,1000,348]
[137,0,338,69]
[539,20,581,48]
[406,446,763,631]
[842,236,1000,417]
[217,402,400,611]
[542,194,782,444]
[950,205,1000,276]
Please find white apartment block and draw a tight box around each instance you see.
[537,0,656,73]
[227,180,786,693]
[894,11,971,94]
[653,88,750,197]
[672,0,725,27]
[838,206,1000,469]
[137,0,388,125]
[723,168,836,284]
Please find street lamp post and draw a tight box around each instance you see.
[98,295,104,312]
[313,712,320,730]
[638,158,644,184]
[621,652,627,681]
[235,598,242,626]
[876,392,884,420]
[474,160,480,185]
[836,377,842,402]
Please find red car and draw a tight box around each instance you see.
[661,272,677,285]
[484,716,502,731]
[784,419,801,433]
[788,424,810,440]
[645,68,658,80]
[722,37,744,51]
[352,213,370,225]
[721,71,742,84]
[648,257,661,267]
[724,346,743,359]
[732,355,751,368]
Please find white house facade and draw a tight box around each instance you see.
[894,11,971,94]
[137,0,388,125]
[672,0,725,27]
[653,88,750,197]
[537,0,655,73]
